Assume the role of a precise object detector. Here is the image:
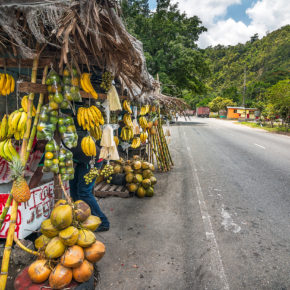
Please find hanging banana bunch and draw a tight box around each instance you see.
[140,105,150,116]
[90,126,102,141]
[21,95,36,117]
[80,73,98,99]
[123,113,133,127]
[81,136,96,156]
[140,132,148,143]
[123,100,132,114]
[0,114,9,141]
[139,116,148,129]
[7,109,27,140]
[0,139,20,161]
[77,105,104,131]
[120,126,134,141]
[131,137,141,149]
[0,73,15,96]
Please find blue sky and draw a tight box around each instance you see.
[147,0,290,48]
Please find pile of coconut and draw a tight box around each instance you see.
[28,200,105,289]
[112,156,157,198]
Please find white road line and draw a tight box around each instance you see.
[254,143,266,149]
[184,132,230,290]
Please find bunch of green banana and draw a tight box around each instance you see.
[0,139,20,161]
[131,137,141,148]
[120,126,134,141]
[0,114,9,141]
[8,109,27,140]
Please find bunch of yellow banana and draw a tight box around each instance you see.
[80,73,98,99]
[77,105,104,130]
[81,136,96,156]
[8,109,27,139]
[21,95,36,117]
[0,139,19,161]
[120,126,134,141]
[131,137,141,149]
[0,114,9,141]
[114,136,119,146]
[0,73,15,96]
[123,100,132,114]
[140,105,150,116]
[123,113,133,127]
[140,132,148,143]
[139,116,148,129]
[90,125,102,141]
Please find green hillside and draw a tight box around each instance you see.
[204,25,290,107]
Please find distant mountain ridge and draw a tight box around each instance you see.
[204,25,290,106]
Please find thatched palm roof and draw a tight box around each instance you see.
[0,0,153,97]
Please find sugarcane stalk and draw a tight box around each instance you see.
[0,194,12,230]
[13,234,40,256]
[155,131,168,171]
[152,134,162,171]
[156,128,170,170]
[157,124,171,169]
[25,65,48,163]
[158,123,173,166]
[0,54,39,290]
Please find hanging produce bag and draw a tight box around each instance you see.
[107,85,122,111]
[62,66,82,102]
[37,105,58,140]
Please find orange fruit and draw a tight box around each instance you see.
[45,152,54,159]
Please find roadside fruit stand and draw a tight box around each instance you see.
[0,0,189,289]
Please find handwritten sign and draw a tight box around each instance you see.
[0,181,69,239]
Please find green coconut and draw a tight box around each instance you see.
[137,186,146,198]
[81,215,102,231]
[50,204,73,230]
[77,229,96,248]
[142,169,153,179]
[134,174,143,184]
[74,200,91,222]
[150,176,157,186]
[40,219,59,238]
[59,226,79,246]
[35,235,51,250]
[125,173,134,183]
[127,183,138,193]
[146,187,154,197]
[142,179,151,189]
[45,237,66,259]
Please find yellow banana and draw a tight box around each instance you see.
[3,74,11,95]
[91,106,104,125]
[10,75,15,93]
[80,74,90,93]
[10,110,21,133]
[77,107,83,127]
[83,73,99,99]
[3,139,12,161]
[0,74,5,91]
[0,114,8,140]
[7,139,19,159]
[0,140,7,160]
[114,136,119,146]
[21,95,36,117]
[17,111,27,133]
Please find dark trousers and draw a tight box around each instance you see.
[69,162,110,228]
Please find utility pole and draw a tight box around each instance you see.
[243,67,246,119]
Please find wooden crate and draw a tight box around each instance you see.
[94,181,131,198]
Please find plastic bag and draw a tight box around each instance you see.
[107,85,121,111]
[62,66,82,102]
[59,147,74,181]
[43,139,60,174]
[37,105,58,140]
[58,115,78,148]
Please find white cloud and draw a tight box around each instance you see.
[172,0,290,48]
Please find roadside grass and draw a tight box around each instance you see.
[238,121,289,134]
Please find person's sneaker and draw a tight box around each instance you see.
[96,225,110,232]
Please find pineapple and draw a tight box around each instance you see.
[10,157,31,203]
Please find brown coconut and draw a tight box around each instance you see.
[74,200,91,222]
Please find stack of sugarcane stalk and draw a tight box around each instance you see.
[0,52,49,289]
[146,107,173,172]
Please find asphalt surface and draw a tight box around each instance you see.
[96,118,290,290]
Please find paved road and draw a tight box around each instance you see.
[97,118,290,290]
